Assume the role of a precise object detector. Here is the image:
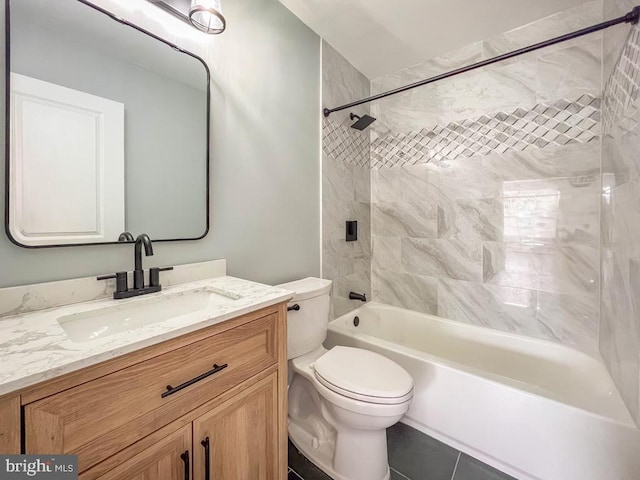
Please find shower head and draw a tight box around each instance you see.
[350,113,376,131]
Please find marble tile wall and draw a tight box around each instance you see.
[322,41,371,318]
[369,1,604,351]
[601,0,640,426]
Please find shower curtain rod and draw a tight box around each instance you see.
[323,6,640,118]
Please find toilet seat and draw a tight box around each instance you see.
[313,346,414,405]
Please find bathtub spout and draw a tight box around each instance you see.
[349,292,367,302]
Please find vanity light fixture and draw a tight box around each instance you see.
[189,0,226,34]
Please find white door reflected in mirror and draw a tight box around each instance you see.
[9,73,125,246]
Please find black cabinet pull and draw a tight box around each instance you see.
[180,450,190,480]
[201,437,211,480]
[161,364,228,398]
[287,304,300,312]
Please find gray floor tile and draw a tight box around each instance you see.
[390,467,412,480]
[453,454,517,480]
[288,440,333,480]
[288,470,304,480]
[387,423,459,480]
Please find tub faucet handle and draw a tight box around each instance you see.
[349,291,367,302]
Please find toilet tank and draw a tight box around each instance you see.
[277,277,332,360]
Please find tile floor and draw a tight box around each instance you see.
[288,422,517,480]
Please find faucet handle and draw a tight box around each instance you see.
[97,271,128,294]
[149,266,174,287]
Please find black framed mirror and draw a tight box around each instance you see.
[5,0,210,248]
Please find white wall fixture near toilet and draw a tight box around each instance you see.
[279,277,414,480]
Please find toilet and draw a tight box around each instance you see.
[279,277,414,480]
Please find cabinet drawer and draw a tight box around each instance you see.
[26,313,277,472]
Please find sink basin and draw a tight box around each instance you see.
[58,288,240,343]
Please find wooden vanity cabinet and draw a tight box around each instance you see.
[4,302,288,480]
[82,372,279,480]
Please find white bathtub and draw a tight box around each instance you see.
[325,302,640,480]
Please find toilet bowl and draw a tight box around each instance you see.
[278,278,414,480]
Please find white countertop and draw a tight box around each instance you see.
[0,275,294,397]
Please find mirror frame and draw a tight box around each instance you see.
[4,0,211,248]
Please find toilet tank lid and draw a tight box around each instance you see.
[276,277,332,302]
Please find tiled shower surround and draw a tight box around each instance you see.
[601,0,640,425]
[363,1,602,350]
[322,3,604,343]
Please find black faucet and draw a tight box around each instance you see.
[134,233,154,289]
[118,231,134,242]
[98,233,173,299]
[349,291,367,302]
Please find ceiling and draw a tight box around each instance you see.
[278,0,592,79]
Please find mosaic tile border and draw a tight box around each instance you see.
[603,25,640,135]
[370,95,601,169]
[322,118,370,168]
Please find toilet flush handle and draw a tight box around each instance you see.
[287,304,301,312]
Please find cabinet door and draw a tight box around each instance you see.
[193,373,278,480]
[89,425,191,480]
